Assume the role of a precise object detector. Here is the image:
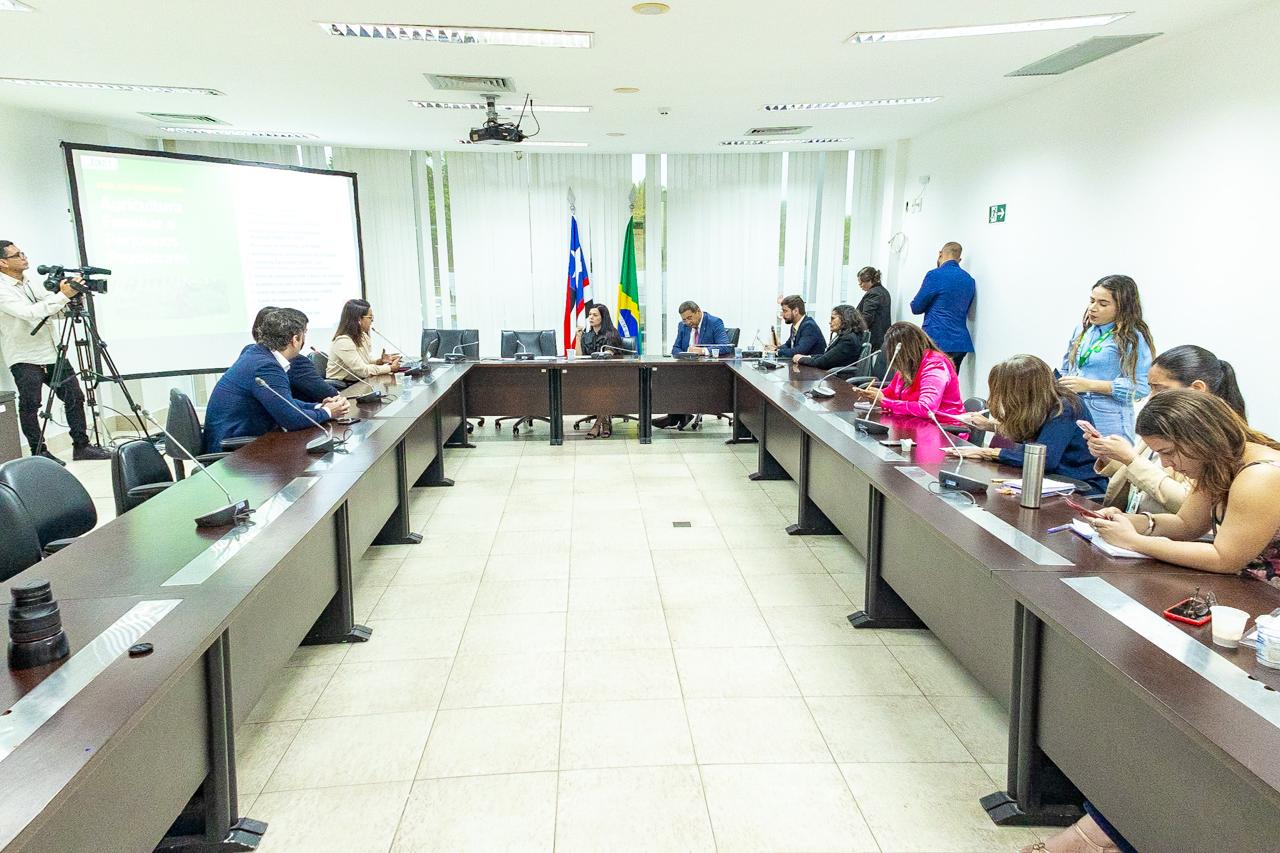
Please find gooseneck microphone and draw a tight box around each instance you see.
[928,409,989,493]
[807,349,882,399]
[140,409,252,527]
[311,346,385,404]
[513,337,535,361]
[854,343,902,435]
[445,340,480,363]
[253,377,341,454]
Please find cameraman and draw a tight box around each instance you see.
[0,240,110,463]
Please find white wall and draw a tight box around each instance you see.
[894,1,1280,432]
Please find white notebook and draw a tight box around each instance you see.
[1005,478,1076,497]
[1069,519,1147,558]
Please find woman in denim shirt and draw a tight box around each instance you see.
[1059,275,1156,441]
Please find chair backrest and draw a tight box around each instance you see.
[501,330,557,358]
[0,457,96,547]
[111,439,174,516]
[308,350,328,376]
[422,328,481,360]
[620,336,639,356]
[0,484,43,582]
[165,388,206,459]
[724,327,742,347]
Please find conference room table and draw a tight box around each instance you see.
[1,354,1277,852]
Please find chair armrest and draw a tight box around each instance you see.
[43,538,78,554]
[843,375,876,386]
[127,483,174,499]
[219,437,255,451]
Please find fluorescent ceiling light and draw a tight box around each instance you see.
[0,1,35,12]
[318,22,592,48]
[848,12,1130,44]
[161,127,319,139]
[458,139,588,147]
[0,77,224,95]
[763,97,939,111]
[721,138,854,147]
[411,100,590,113]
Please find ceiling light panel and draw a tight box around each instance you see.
[0,1,35,12]
[848,12,1130,44]
[0,77,224,95]
[763,97,939,111]
[721,138,854,146]
[161,127,318,139]
[318,22,592,48]
[411,101,590,113]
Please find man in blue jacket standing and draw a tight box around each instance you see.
[203,308,349,451]
[772,295,825,358]
[910,242,975,370]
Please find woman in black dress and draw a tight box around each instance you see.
[791,304,868,371]
[577,304,625,438]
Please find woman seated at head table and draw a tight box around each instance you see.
[791,304,868,371]
[945,355,1108,494]
[1086,389,1280,586]
[576,304,625,438]
[1087,344,1247,515]
[848,321,965,419]
[327,298,399,382]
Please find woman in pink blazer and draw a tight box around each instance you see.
[852,322,966,419]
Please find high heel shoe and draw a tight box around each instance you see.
[586,420,602,439]
[602,417,613,438]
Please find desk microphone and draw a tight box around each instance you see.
[253,377,341,454]
[371,326,426,373]
[928,408,988,493]
[139,409,251,528]
[807,349,881,398]
[591,344,638,359]
[513,337,535,361]
[854,343,901,435]
[445,340,480,364]
[311,346,385,405]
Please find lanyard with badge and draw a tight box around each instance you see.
[1076,327,1114,369]
[1124,446,1159,513]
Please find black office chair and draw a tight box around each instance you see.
[0,456,96,554]
[573,335,641,432]
[164,389,253,480]
[0,484,44,582]
[308,350,329,378]
[111,439,175,516]
[421,329,485,431]
[963,397,991,446]
[496,330,558,435]
[691,328,742,430]
[837,334,876,385]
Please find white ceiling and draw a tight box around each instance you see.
[0,0,1261,152]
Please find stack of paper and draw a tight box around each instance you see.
[1069,519,1146,558]
[1005,478,1076,497]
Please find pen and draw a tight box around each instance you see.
[1046,523,1072,534]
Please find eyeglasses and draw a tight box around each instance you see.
[1,251,26,260]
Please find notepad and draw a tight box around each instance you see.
[1069,519,1147,558]
[1004,478,1076,497]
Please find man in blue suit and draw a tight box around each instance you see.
[250,306,342,403]
[203,308,349,451]
[655,301,731,429]
[772,295,825,358]
[910,242,976,370]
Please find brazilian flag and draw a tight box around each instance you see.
[616,216,641,347]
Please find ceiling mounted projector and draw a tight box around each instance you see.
[468,95,530,144]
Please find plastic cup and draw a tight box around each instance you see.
[899,438,914,453]
[1209,606,1250,648]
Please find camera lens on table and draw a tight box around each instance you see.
[7,578,71,670]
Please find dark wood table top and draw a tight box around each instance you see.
[997,568,1280,795]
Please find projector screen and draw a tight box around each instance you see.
[64,144,364,377]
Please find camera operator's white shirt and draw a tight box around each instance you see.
[0,273,71,366]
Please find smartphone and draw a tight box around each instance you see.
[335,417,361,425]
[1076,419,1102,439]
[1064,497,1104,519]
[878,439,902,447]
[1163,598,1212,627]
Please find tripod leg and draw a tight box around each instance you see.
[84,320,148,436]
[36,319,79,454]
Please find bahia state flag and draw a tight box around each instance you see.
[616,215,640,348]
[562,214,593,355]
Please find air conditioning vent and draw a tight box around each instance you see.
[745,125,811,137]
[425,73,516,93]
[139,112,227,125]
[1006,34,1160,77]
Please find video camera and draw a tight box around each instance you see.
[39,264,110,296]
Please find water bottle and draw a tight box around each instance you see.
[1020,443,1047,509]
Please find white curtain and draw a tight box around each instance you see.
[846,149,884,304]
[782,152,849,316]
[328,147,425,356]
[665,153,784,351]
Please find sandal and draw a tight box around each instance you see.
[603,417,613,438]
[586,420,602,439]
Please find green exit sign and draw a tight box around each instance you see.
[988,204,1007,223]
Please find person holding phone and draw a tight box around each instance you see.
[944,355,1108,494]
[1089,345,1246,514]
[1058,274,1156,441]
[848,322,965,419]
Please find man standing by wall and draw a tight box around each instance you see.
[910,241,975,370]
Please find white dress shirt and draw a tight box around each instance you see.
[0,273,70,366]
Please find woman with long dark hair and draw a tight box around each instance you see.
[791,304,868,370]
[327,299,399,382]
[1059,274,1156,441]
[576,304,625,438]
[1089,345,1246,514]
[849,321,964,419]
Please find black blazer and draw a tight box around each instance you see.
[800,330,868,371]
[857,284,892,352]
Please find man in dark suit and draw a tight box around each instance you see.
[250,306,341,403]
[203,308,349,451]
[772,295,825,358]
[654,301,731,429]
[910,242,976,370]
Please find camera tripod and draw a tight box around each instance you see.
[36,295,146,451]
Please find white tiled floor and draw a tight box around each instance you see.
[69,418,1044,852]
